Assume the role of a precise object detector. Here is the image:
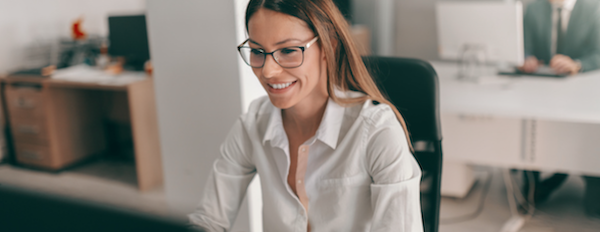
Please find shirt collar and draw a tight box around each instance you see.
[564,0,577,11]
[552,0,577,10]
[262,97,346,150]
[314,98,344,149]
[263,105,286,148]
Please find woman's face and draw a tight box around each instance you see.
[247,8,328,110]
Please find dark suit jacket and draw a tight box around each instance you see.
[524,0,600,72]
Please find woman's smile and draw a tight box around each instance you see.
[266,80,298,93]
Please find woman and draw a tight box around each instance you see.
[189,0,423,231]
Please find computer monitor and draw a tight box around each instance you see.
[108,14,150,71]
[436,1,524,66]
[0,183,197,232]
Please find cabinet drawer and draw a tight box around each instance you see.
[10,119,48,145]
[15,143,52,167]
[5,84,45,121]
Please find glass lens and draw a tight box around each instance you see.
[275,47,303,68]
[239,47,265,68]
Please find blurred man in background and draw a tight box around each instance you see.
[518,0,600,218]
[519,0,600,75]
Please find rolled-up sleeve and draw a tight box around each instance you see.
[366,113,423,232]
[188,119,256,232]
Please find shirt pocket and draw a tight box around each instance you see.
[318,174,371,189]
[312,174,372,224]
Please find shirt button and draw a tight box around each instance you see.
[297,180,302,184]
[301,147,306,152]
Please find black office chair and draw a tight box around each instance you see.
[363,56,443,232]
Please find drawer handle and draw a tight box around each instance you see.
[21,150,42,160]
[15,97,36,109]
[17,125,39,135]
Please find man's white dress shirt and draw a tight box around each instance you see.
[188,92,423,232]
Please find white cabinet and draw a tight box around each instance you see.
[440,113,600,197]
[441,113,523,167]
[531,121,600,176]
[442,112,600,174]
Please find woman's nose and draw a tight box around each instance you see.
[261,54,282,78]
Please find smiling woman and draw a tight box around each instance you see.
[188,0,423,231]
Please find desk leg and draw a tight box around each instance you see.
[499,169,527,232]
[128,79,163,191]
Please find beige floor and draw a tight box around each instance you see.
[1,159,599,232]
[439,167,600,232]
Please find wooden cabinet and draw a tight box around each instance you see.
[5,84,46,121]
[1,76,163,191]
[3,78,105,170]
[3,79,56,168]
[13,143,52,167]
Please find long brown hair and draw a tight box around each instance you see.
[245,0,412,150]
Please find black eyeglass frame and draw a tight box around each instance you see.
[237,36,319,69]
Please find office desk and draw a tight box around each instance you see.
[432,61,600,197]
[434,62,600,123]
[2,72,163,191]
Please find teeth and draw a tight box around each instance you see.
[269,81,294,89]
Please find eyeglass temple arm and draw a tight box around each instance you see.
[238,39,250,48]
[305,36,319,49]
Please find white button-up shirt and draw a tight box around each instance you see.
[189,93,423,232]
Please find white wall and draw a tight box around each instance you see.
[234,0,267,113]
[0,0,145,75]
[146,0,251,231]
[394,0,512,60]
[352,0,395,56]
[233,0,266,231]
[353,0,524,60]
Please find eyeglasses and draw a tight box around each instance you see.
[237,36,319,68]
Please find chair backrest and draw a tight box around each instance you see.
[363,56,443,232]
[363,56,441,142]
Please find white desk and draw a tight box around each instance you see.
[434,62,600,124]
[432,61,600,198]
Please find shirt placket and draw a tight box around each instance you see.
[296,144,310,231]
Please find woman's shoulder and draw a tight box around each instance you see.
[333,90,398,126]
[356,98,398,128]
[240,93,399,130]
[239,95,274,125]
[247,95,272,112]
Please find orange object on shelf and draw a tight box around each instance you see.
[144,60,153,76]
[41,65,56,76]
[72,17,86,40]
